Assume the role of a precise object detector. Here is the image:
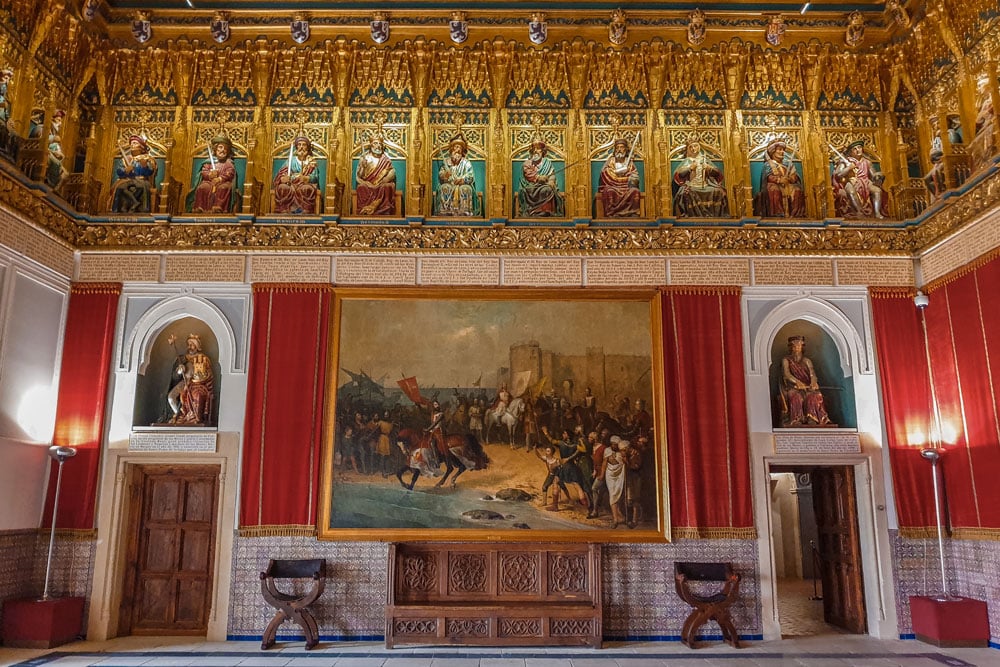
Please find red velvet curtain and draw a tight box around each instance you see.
[42,283,121,530]
[240,284,332,533]
[869,288,937,531]
[924,262,1000,537]
[873,255,1000,538]
[660,287,754,538]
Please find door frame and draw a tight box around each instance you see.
[86,436,240,641]
[753,448,898,640]
[118,462,221,637]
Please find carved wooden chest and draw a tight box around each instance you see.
[386,542,602,648]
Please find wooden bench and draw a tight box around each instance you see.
[386,542,602,648]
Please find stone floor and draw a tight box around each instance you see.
[776,577,843,638]
[2,635,998,667]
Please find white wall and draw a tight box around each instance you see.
[0,252,70,529]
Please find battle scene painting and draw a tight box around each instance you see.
[319,289,668,542]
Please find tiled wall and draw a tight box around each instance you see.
[227,536,761,641]
[0,529,39,632]
[889,530,1000,642]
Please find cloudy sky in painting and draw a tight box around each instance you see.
[336,296,653,391]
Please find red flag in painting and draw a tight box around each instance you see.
[397,376,429,406]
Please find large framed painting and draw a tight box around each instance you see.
[319,288,669,542]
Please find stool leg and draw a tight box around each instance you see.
[261,610,287,650]
[297,609,320,649]
[716,611,740,648]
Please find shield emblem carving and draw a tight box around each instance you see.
[83,0,99,22]
[528,19,547,45]
[131,15,151,43]
[449,19,468,44]
[765,17,786,46]
[291,18,310,44]
[210,15,230,43]
[371,19,390,44]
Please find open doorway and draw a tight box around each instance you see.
[769,464,867,637]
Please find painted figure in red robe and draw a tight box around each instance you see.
[597,137,641,217]
[187,135,240,214]
[355,133,397,215]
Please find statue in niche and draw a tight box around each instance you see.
[435,134,478,216]
[779,336,833,427]
[45,109,67,189]
[832,139,885,219]
[754,138,806,217]
[272,134,320,215]
[187,134,240,214]
[597,135,641,217]
[673,140,729,217]
[110,135,158,213]
[164,333,215,426]
[0,67,14,154]
[517,136,565,217]
[355,131,397,215]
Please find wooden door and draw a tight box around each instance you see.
[811,465,867,633]
[119,464,220,636]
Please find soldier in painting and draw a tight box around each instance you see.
[273,135,320,215]
[355,132,397,216]
[597,136,641,217]
[673,140,729,217]
[110,135,158,214]
[187,135,240,214]
[435,134,478,216]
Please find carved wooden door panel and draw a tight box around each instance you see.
[120,465,219,636]
[811,465,867,634]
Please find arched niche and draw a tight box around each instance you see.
[752,295,864,430]
[123,295,237,429]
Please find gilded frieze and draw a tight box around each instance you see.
[818,53,882,112]
[270,46,338,106]
[742,46,804,110]
[0,0,39,49]
[427,45,491,108]
[586,47,647,109]
[350,46,413,107]
[190,44,256,106]
[111,47,177,105]
[660,47,726,110]
[35,12,91,89]
[506,46,569,109]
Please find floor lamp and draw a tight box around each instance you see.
[42,445,77,601]
[918,447,951,601]
[1,444,86,648]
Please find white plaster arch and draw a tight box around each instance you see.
[751,295,866,380]
[125,294,238,376]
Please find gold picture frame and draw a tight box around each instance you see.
[318,287,669,542]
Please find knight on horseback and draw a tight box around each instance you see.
[425,400,445,456]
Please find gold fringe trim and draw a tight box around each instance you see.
[0,528,40,538]
[238,524,318,538]
[71,282,122,295]
[36,528,98,541]
[898,526,1000,541]
[252,283,333,294]
[923,247,1000,294]
[869,286,917,299]
[659,286,742,296]
[672,526,758,540]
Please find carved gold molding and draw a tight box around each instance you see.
[2,158,999,255]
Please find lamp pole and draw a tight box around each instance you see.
[41,445,76,602]
[919,447,950,600]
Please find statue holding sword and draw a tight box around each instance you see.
[597,132,641,217]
